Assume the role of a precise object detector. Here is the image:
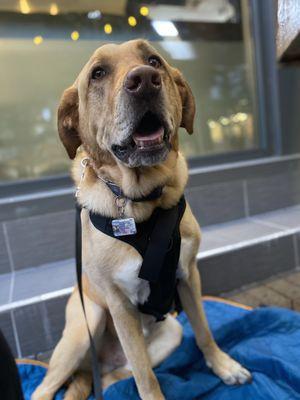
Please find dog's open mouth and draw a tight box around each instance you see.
[111,110,171,166]
[132,111,165,150]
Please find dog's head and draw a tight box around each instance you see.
[58,39,195,168]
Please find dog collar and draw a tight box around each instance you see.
[103,179,164,203]
[78,157,164,203]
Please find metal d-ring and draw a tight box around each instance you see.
[81,157,89,168]
[115,196,127,218]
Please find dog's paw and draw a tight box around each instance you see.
[31,387,53,400]
[206,350,252,385]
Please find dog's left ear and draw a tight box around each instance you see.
[171,68,195,134]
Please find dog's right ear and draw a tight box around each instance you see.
[57,86,81,159]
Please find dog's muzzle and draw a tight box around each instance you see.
[111,66,171,167]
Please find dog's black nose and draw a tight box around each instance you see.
[124,66,161,97]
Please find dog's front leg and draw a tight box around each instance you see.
[106,288,165,400]
[178,261,252,385]
[32,289,106,400]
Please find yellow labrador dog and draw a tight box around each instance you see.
[32,39,251,400]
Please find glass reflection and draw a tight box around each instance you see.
[0,0,258,181]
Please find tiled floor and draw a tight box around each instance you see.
[224,270,300,311]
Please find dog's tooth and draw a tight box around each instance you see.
[136,134,164,149]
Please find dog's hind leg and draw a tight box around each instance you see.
[178,204,252,386]
[31,289,106,400]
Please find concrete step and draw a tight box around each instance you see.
[1,204,300,358]
[199,204,300,294]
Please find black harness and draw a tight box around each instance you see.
[89,195,186,321]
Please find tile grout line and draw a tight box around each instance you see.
[2,223,15,273]
[189,153,300,175]
[198,227,300,259]
[11,310,22,358]
[0,187,74,206]
[0,287,73,313]
[242,180,250,218]
[263,283,294,304]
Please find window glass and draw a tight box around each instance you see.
[0,0,258,181]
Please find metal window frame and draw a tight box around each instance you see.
[0,0,281,198]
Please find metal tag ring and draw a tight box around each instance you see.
[115,197,126,208]
[81,157,89,168]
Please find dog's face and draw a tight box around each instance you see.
[58,39,195,168]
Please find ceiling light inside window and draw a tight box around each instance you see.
[87,10,102,20]
[71,31,80,41]
[160,42,196,60]
[50,3,58,16]
[20,0,30,14]
[128,16,137,27]
[140,6,149,17]
[33,36,43,45]
[104,24,112,35]
[151,21,178,37]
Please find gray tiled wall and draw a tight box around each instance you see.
[4,210,75,271]
[0,311,18,357]
[13,295,68,357]
[185,180,245,226]
[200,234,296,295]
[0,156,299,275]
[246,170,300,215]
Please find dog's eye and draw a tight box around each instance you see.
[91,67,106,80]
[148,56,162,69]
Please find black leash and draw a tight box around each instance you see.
[75,204,103,400]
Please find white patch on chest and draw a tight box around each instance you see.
[114,258,150,306]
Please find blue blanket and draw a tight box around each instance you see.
[18,299,300,400]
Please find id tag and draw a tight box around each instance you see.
[112,218,137,237]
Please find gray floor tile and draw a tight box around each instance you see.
[12,260,75,302]
[5,210,75,270]
[0,272,11,306]
[253,205,300,230]
[14,295,68,357]
[0,311,18,356]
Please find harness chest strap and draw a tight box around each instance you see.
[88,196,186,321]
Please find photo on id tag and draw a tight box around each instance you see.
[112,218,137,237]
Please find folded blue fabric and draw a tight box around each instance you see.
[18,299,300,400]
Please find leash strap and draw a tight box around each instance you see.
[138,204,180,283]
[75,205,103,400]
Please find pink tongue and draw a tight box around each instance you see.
[133,126,164,142]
